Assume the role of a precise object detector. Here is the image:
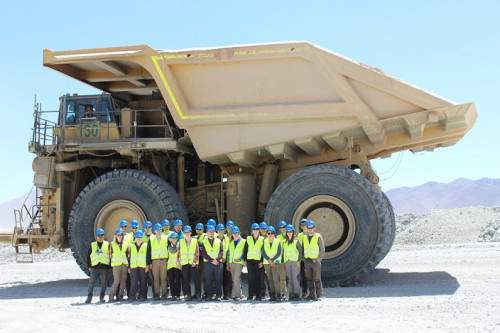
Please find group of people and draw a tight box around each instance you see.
[86,217,325,303]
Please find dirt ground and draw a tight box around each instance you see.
[0,242,499,332]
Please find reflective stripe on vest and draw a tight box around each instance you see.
[218,235,229,259]
[246,236,263,260]
[228,239,246,265]
[283,239,299,262]
[303,234,320,259]
[263,239,281,265]
[130,243,148,268]
[167,245,180,270]
[179,239,198,265]
[196,233,206,244]
[203,238,221,262]
[110,241,128,267]
[90,241,110,266]
[150,235,169,259]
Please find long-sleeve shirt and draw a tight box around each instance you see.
[200,237,223,262]
[262,239,282,263]
[87,241,110,269]
[299,233,325,262]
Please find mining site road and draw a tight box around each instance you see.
[0,243,499,332]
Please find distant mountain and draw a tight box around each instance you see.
[0,190,36,233]
[386,177,500,214]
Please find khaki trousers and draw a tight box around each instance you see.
[229,263,244,298]
[152,259,168,296]
[109,264,128,299]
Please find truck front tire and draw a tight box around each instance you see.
[68,169,187,275]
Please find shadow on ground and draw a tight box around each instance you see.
[0,279,88,299]
[325,269,460,298]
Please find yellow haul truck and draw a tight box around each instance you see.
[13,42,477,285]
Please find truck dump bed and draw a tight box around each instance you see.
[43,42,477,168]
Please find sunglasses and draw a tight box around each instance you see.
[196,228,203,231]
[307,227,314,230]
[252,228,259,230]
[232,232,240,234]
[267,232,274,235]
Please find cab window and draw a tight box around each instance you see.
[65,101,77,124]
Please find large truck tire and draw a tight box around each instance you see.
[264,164,394,287]
[68,169,188,275]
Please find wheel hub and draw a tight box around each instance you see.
[94,200,147,241]
[292,195,355,259]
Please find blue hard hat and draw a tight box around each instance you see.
[251,223,260,230]
[144,221,153,228]
[183,225,192,232]
[154,223,162,231]
[300,218,308,225]
[134,230,144,238]
[278,221,287,228]
[216,224,225,231]
[96,228,105,236]
[115,228,124,235]
[196,223,204,230]
[174,219,183,226]
[131,220,139,229]
[306,221,316,228]
[206,219,216,227]
[162,219,170,227]
[285,224,294,232]
[119,220,128,227]
[226,221,235,228]
[206,225,215,232]
[266,226,276,233]
[231,226,240,233]
[170,232,179,239]
[259,222,268,229]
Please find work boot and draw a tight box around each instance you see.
[269,293,277,302]
[153,293,160,301]
[161,294,168,300]
[185,294,192,301]
[85,293,92,304]
[99,291,106,303]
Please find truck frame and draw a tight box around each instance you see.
[13,42,476,285]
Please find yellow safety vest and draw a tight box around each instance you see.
[217,235,229,260]
[228,239,246,265]
[167,244,180,270]
[303,234,320,259]
[90,241,110,267]
[124,232,134,246]
[298,231,307,244]
[142,233,153,243]
[179,239,198,265]
[263,239,281,265]
[150,235,169,259]
[283,239,299,262]
[246,236,263,260]
[195,233,206,244]
[203,238,221,262]
[110,241,128,267]
[130,243,148,268]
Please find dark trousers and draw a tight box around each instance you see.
[87,268,108,297]
[203,262,223,296]
[247,259,262,299]
[300,261,308,293]
[182,264,201,296]
[222,261,232,297]
[304,260,323,297]
[168,268,182,297]
[130,267,147,299]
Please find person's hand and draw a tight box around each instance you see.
[295,262,300,269]
[149,264,152,269]
[244,261,247,267]
[226,265,230,272]
[89,267,92,272]
[212,259,219,266]
[258,262,263,268]
[191,263,196,268]
[128,268,131,274]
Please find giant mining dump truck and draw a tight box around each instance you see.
[13,42,477,286]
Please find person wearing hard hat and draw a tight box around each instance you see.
[217,223,232,300]
[148,223,169,300]
[259,221,268,237]
[85,228,110,303]
[283,225,303,300]
[297,218,309,299]
[167,232,182,300]
[180,225,202,301]
[225,221,235,237]
[302,221,325,301]
[142,221,153,242]
[262,226,283,302]
[226,226,246,301]
[128,230,150,301]
[276,220,288,301]
[244,223,264,301]
[109,228,129,302]
[173,219,184,240]
[118,220,129,241]
[193,222,206,296]
[125,220,139,245]
[142,221,155,296]
[259,221,271,298]
[161,219,172,237]
[200,225,224,301]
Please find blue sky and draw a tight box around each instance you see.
[0,1,498,204]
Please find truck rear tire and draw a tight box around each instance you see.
[264,164,394,286]
[68,169,188,275]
